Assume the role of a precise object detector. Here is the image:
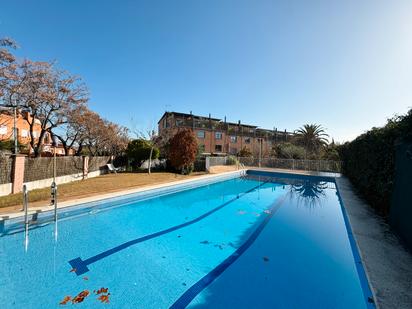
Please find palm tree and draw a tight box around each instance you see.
[295,124,329,158]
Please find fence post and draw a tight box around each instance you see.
[205,156,210,172]
[82,156,89,179]
[12,154,26,194]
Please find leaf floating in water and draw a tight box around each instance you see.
[98,294,110,304]
[59,296,71,305]
[83,277,89,281]
[263,256,270,262]
[72,290,90,304]
[69,268,77,273]
[254,213,261,217]
[200,240,210,245]
[182,283,187,286]
[95,288,109,295]
[263,210,271,214]
[237,210,247,215]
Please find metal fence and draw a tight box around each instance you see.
[0,156,13,184]
[24,156,84,182]
[238,157,341,173]
[206,156,341,173]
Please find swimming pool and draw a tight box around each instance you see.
[0,170,375,308]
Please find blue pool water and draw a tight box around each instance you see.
[0,171,374,308]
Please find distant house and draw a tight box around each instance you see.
[158,111,294,157]
[0,110,75,156]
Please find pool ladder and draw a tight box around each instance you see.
[22,182,58,228]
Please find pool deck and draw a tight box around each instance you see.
[335,176,412,309]
[1,167,411,308]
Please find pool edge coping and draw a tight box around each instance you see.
[0,170,246,221]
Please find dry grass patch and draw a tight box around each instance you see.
[0,172,205,214]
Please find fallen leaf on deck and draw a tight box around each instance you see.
[69,268,77,273]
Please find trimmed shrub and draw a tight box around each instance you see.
[339,109,412,215]
[168,129,198,174]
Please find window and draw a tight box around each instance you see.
[197,130,205,139]
[215,132,222,140]
[244,137,251,144]
[21,129,28,138]
[176,119,183,127]
[230,136,237,143]
[215,144,222,152]
[230,147,237,155]
[0,126,7,135]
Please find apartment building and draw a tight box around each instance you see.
[158,111,294,156]
[0,110,71,155]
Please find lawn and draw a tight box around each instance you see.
[0,172,205,214]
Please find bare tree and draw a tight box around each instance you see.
[130,119,168,174]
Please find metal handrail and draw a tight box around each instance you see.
[51,182,58,222]
[23,184,28,227]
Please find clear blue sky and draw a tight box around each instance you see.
[1,0,411,142]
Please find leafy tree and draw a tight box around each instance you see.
[238,146,253,157]
[168,129,198,174]
[272,142,306,159]
[126,139,159,168]
[321,140,340,161]
[295,124,329,158]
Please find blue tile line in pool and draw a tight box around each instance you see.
[68,181,268,276]
[169,192,288,309]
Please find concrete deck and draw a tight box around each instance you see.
[336,177,412,309]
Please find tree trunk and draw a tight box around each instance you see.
[148,146,153,174]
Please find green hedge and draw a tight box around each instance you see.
[339,109,412,215]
